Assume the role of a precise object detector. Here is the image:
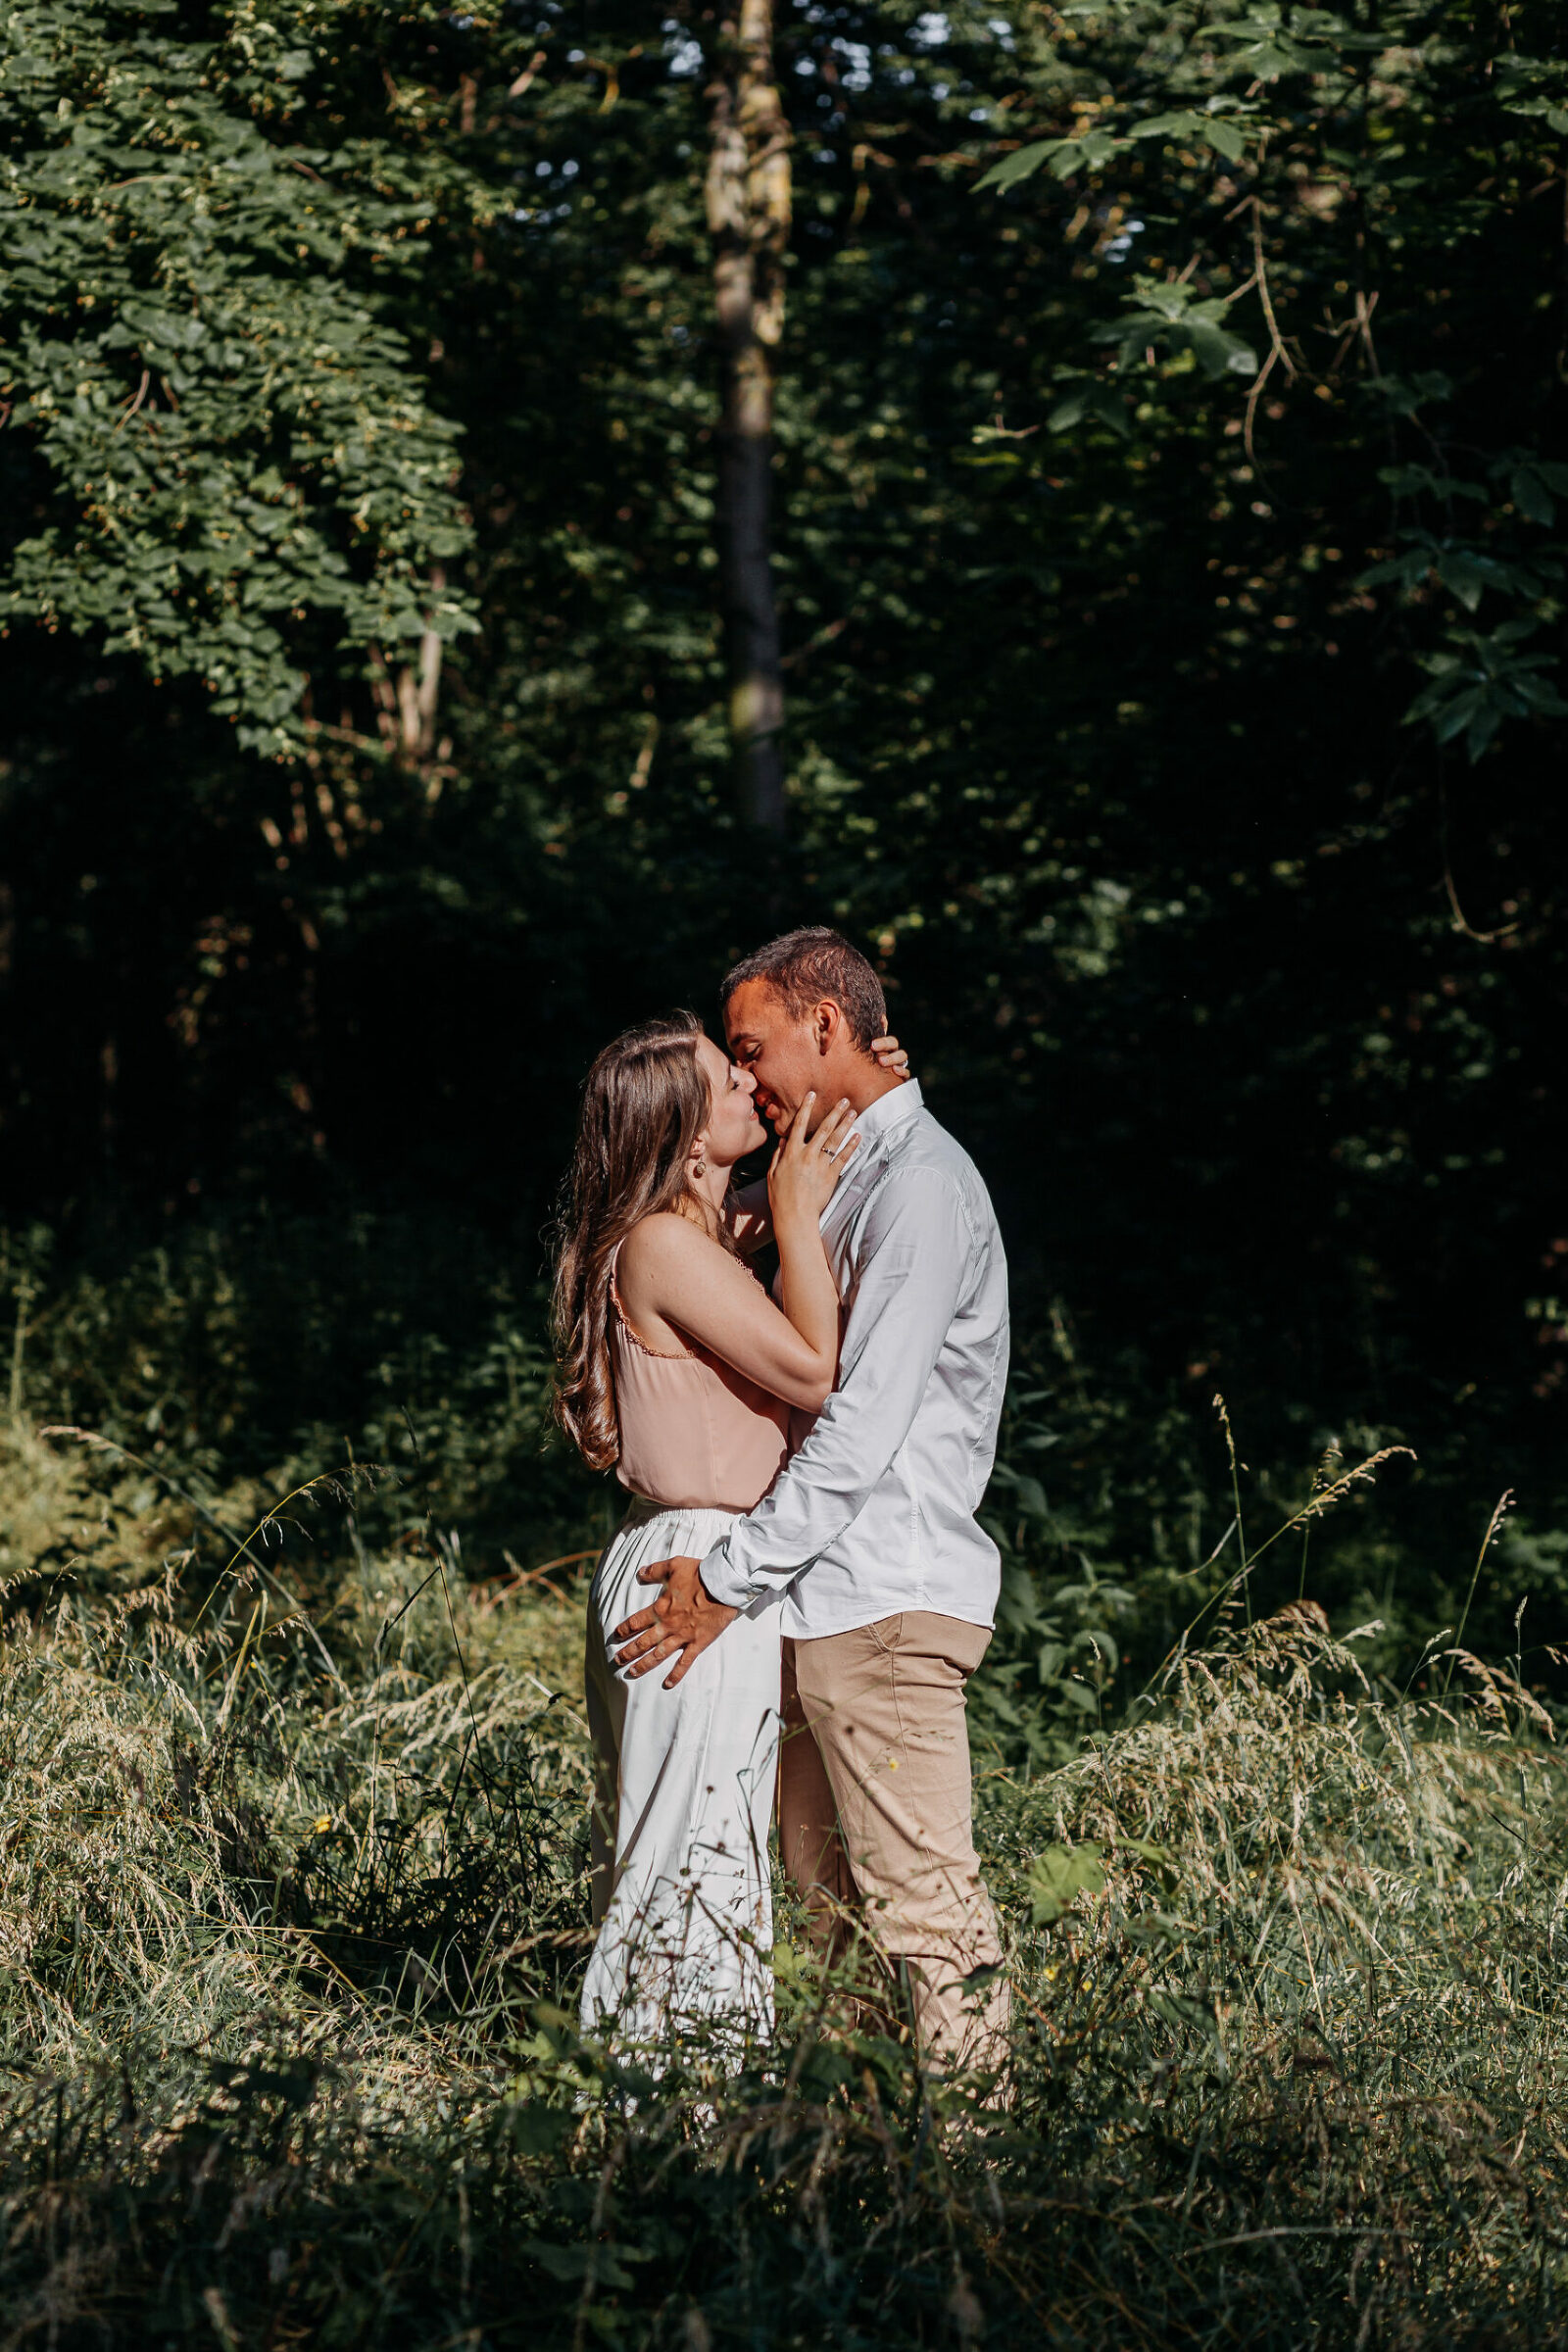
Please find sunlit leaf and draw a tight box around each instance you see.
[1029,1841,1106,1925]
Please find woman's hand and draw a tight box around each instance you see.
[871,1033,910,1078]
[766,1094,860,1230]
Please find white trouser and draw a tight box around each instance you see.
[581,1500,782,2045]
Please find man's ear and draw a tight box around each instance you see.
[812,1000,842,1054]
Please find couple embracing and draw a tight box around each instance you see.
[552,928,1010,2076]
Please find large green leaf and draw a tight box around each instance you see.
[1029,1841,1106,1927]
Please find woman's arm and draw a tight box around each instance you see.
[615,1101,860,1411]
[765,1093,858,1405]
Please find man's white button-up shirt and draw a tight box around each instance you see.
[701,1080,1010,1640]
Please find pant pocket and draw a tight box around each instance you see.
[867,1612,905,1655]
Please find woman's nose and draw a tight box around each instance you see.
[736,1064,756,1095]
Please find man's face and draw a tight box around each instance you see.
[723,979,822,1137]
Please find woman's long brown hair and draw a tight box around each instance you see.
[551,1011,719,1473]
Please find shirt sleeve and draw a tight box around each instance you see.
[700,1166,973,1609]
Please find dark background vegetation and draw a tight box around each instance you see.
[2,0,1565,1681]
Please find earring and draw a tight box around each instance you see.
[693,1157,707,1178]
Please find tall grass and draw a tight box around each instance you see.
[3,1395,1568,2346]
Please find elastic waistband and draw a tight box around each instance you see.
[619,1493,744,1530]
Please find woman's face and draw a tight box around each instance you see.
[694,1032,764,1170]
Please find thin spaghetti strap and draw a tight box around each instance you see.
[608,1232,693,1360]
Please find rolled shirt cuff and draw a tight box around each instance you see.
[700,1537,757,1611]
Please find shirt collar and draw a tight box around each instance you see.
[852,1077,923,1149]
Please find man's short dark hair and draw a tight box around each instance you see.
[720,926,888,1053]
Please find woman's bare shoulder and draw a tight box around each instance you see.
[617,1212,730,1277]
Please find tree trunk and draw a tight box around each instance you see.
[707,0,791,834]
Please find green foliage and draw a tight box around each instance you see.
[1089,273,1260,380]
[0,1214,604,1583]
[0,0,479,750]
[1026,1838,1105,1922]
[2,1464,1568,2345]
[972,0,1568,760]
[3,1219,1557,1744]
[0,0,1560,1550]
[1404,619,1568,762]
[0,4,1561,2329]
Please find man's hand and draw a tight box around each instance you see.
[612,1554,738,1689]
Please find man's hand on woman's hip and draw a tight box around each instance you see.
[613,1555,738,1688]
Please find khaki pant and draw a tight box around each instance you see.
[779,1612,1009,2073]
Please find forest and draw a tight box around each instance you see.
[1,0,1566,2342]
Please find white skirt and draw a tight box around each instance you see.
[580,1500,782,2046]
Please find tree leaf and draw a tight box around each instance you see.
[1029,1841,1105,1926]
[974,140,1061,192]
[1511,467,1556,525]
[1185,318,1258,379]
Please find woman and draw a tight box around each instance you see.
[553,1011,903,2044]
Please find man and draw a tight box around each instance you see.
[613,927,1011,2072]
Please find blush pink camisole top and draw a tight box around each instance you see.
[609,1242,790,1513]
